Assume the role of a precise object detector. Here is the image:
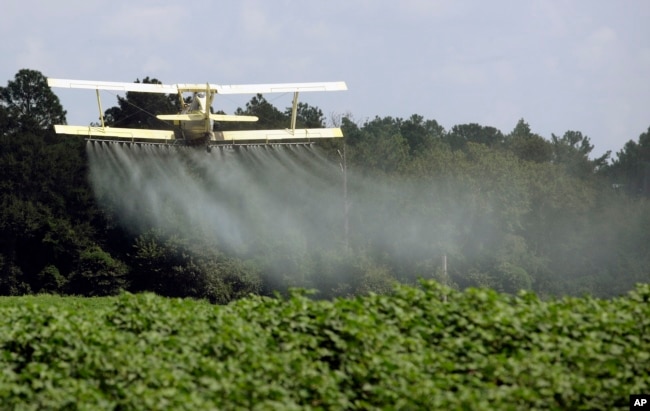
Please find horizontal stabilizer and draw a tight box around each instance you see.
[156,114,204,121]
[210,114,258,122]
[53,125,175,140]
[156,114,259,122]
[215,128,343,141]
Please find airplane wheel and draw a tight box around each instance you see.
[206,145,212,153]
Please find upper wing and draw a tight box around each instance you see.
[212,81,348,95]
[47,78,178,94]
[48,78,347,95]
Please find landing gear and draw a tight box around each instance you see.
[206,145,212,153]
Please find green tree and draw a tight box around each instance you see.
[0,254,31,295]
[520,158,601,296]
[446,123,504,150]
[0,105,13,134]
[68,246,129,296]
[130,230,261,303]
[0,74,103,296]
[505,119,553,163]
[340,116,363,145]
[1,135,75,275]
[550,130,610,178]
[400,114,446,155]
[37,265,67,294]
[284,102,326,128]
[345,116,410,173]
[0,69,66,135]
[231,94,288,130]
[608,126,650,196]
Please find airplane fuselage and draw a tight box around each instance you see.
[177,92,214,143]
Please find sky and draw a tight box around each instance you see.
[1,0,649,158]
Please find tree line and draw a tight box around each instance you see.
[1,69,648,301]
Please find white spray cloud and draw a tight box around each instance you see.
[86,142,467,284]
[87,143,348,251]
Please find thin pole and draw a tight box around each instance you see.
[442,253,448,302]
[339,144,350,251]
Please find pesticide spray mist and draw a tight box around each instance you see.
[86,142,460,288]
[87,143,347,248]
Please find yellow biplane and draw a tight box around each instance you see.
[47,78,347,149]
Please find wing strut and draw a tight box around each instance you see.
[96,89,105,129]
[290,92,299,133]
[205,83,212,135]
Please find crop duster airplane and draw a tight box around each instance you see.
[47,78,347,150]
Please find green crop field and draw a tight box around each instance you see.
[1,281,649,410]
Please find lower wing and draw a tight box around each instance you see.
[53,125,342,144]
[215,128,343,141]
[54,125,174,140]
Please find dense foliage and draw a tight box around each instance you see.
[1,69,649,300]
[0,69,66,135]
[1,281,648,409]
